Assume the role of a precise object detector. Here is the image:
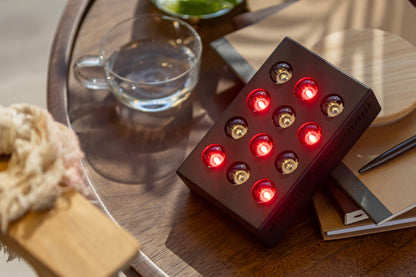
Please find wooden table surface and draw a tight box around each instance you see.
[47,0,416,276]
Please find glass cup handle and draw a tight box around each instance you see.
[73,55,109,90]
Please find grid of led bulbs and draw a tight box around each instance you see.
[201,62,345,205]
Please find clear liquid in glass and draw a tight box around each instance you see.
[106,39,199,112]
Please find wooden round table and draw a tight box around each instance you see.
[47,0,416,276]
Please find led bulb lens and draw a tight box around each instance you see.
[321,95,344,117]
[247,89,271,112]
[298,123,322,146]
[270,62,293,84]
[250,134,274,157]
[307,132,319,144]
[225,117,248,139]
[202,144,226,168]
[275,151,299,174]
[233,126,247,138]
[273,106,296,128]
[227,162,250,185]
[235,170,249,183]
[259,144,271,155]
[295,77,318,100]
[252,179,276,204]
[212,156,222,166]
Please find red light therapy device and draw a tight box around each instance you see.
[177,37,381,247]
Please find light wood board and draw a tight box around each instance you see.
[0,159,140,277]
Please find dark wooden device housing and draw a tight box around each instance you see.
[177,37,381,246]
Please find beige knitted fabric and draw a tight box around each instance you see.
[0,104,88,233]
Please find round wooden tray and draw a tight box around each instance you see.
[47,0,416,276]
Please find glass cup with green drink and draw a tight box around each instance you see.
[151,0,244,20]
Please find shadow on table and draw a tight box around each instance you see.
[165,191,320,276]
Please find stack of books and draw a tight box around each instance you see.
[211,0,416,240]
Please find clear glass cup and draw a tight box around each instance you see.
[151,0,244,20]
[73,14,202,112]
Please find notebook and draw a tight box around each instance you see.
[332,108,416,225]
[313,187,416,240]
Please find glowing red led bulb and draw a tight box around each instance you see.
[295,77,318,100]
[250,134,274,157]
[252,179,276,204]
[247,89,271,112]
[298,123,322,146]
[202,144,226,168]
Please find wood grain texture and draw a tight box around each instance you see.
[232,0,296,30]
[47,0,93,126]
[245,0,290,12]
[226,0,416,126]
[47,0,416,276]
[0,159,140,277]
[311,28,416,126]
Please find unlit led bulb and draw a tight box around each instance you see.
[269,62,293,84]
[321,95,344,117]
[225,117,248,139]
[273,106,296,128]
[227,162,250,185]
[275,151,299,174]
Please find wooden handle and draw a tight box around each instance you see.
[0,158,140,277]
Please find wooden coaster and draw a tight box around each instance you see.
[312,29,416,126]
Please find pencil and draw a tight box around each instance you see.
[358,134,416,174]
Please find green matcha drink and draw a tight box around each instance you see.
[152,0,243,20]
